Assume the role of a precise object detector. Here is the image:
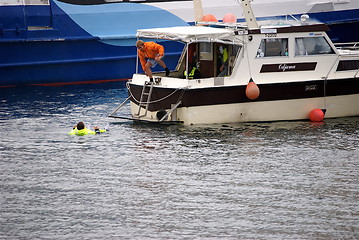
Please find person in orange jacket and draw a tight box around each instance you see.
[136,40,170,82]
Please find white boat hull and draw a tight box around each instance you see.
[131,94,359,125]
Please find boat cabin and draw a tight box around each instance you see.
[135,21,341,87]
[136,26,243,80]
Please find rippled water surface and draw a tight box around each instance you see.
[1,82,358,239]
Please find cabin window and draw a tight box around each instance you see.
[199,42,213,61]
[336,60,359,71]
[177,43,241,79]
[295,37,335,56]
[256,38,288,57]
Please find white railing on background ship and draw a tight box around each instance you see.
[334,42,359,50]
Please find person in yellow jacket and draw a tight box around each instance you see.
[218,45,229,77]
[68,122,106,136]
[136,40,170,82]
[183,66,201,79]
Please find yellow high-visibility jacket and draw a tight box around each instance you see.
[68,128,106,136]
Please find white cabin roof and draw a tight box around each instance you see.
[136,26,242,44]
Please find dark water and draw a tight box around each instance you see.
[1,82,358,239]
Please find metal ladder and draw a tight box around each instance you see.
[136,81,154,117]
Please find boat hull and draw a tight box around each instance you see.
[128,78,359,124]
[173,94,359,124]
[0,39,183,86]
[0,0,188,87]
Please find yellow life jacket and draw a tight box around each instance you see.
[68,128,106,136]
[184,67,198,79]
[222,47,228,63]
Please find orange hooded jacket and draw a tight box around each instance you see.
[137,42,165,71]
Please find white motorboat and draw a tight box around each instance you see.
[110,0,359,125]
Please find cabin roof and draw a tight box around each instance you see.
[250,23,330,34]
[137,26,241,44]
[136,22,330,44]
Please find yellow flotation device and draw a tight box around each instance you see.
[68,127,106,136]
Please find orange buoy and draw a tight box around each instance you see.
[245,78,260,100]
[309,109,326,122]
[223,13,237,23]
[201,14,218,22]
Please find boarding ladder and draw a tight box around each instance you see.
[135,81,154,117]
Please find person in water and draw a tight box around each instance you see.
[68,122,106,136]
[136,40,170,82]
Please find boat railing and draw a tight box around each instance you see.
[285,14,300,22]
[196,21,248,31]
[334,42,359,50]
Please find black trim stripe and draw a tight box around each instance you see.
[129,78,358,112]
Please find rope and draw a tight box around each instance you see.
[322,55,340,109]
[244,36,252,80]
[126,81,187,104]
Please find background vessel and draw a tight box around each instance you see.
[1,0,358,87]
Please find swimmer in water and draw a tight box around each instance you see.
[68,122,106,136]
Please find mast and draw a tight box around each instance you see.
[239,0,259,30]
[193,0,204,23]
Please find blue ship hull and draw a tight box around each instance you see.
[0,0,188,87]
[1,37,184,86]
[0,0,358,87]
